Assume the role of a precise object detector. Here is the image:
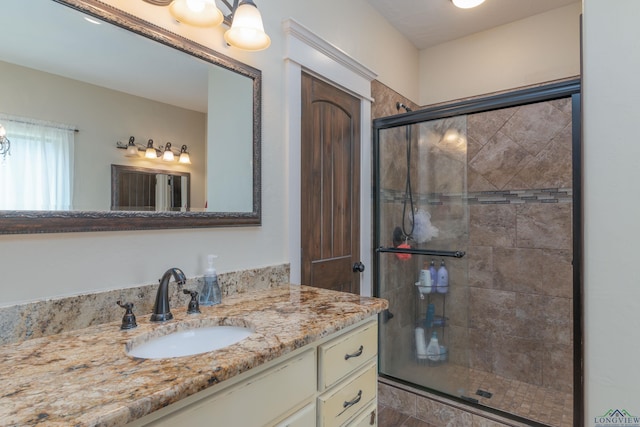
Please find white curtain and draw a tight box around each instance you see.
[0,116,75,210]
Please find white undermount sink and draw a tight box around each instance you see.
[127,325,254,359]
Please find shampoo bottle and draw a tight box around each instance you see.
[200,254,221,306]
[437,260,449,294]
[426,331,440,362]
[419,262,432,293]
[428,260,438,292]
[415,327,427,360]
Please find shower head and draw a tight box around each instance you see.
[396,102,412,113]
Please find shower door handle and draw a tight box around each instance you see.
[352,262,365,273]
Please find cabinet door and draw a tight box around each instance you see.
[318,321,377,391]
[346,402,377,427]
[145,350,315,426]
[317,363,377,427]
[273,402,316,427]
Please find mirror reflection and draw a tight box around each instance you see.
[111,165,190,212]
[0,0,260,232]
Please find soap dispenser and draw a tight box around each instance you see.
[426,331,441,362]
[200,255,221,306]
[437,259,449,294]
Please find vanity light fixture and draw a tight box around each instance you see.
[178,145,191,164]
[143,0,270,51]
[162,142,175,161]
[451,0,486,8]
[145,139,158,159]
[0,124,11,162]
[117,136,191,164]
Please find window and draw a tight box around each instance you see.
[0,116,75,210]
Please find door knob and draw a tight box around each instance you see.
[352,262,365,273]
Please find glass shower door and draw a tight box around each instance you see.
[375,116,471,399]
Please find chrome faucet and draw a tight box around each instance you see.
[151,267,187,322]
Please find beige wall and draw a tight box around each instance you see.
[418,2,581,106]
[583,0,640,423]
[0,60,206,211]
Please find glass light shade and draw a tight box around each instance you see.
[169,0,224,27]
[163,143,175,161]
[126,144,139,157]
[224,1,271,51]
[145,139,157,159]
[179,145,191,164]
[452,0,485,8]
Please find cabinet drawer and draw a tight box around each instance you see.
[347,402,376,426]
[318,321,377,390]
[317,363,377,427]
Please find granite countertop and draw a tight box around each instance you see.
[0,284,387,426]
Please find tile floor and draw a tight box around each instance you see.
[377,365,573,427]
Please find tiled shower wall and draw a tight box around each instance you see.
[466,98,574,394]
[373,78,574,396]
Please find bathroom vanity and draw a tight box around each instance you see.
[0,284,387,426]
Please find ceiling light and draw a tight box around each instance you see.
[451,0,486,9]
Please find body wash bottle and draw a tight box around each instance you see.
[429,260,438,292]
[426,331,440,362]
[437,260,449,294]
[200,254,221,306]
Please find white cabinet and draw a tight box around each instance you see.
[126,318,378,427]
[317,321,378,427]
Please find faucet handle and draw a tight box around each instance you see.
[183,289,201,314]
[116,301,138,330]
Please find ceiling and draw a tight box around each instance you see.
[367,0,578,50]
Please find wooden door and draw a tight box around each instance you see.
[301,73,361,294]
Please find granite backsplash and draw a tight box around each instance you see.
[0,264,290,345]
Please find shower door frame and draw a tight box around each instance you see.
[373,78,583,426]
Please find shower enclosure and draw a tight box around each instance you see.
[373,81,581,426]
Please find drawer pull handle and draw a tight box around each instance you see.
[344,345,364,360]
[343,390,362,409]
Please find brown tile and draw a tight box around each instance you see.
[415,394,474,426]
[506,132,572,190]
[469,131,534,190]
[540,249,573,299]
[402,416,439,427]
[516,203,572,250]
[472,414,513,427]
[378,405,411,427]
[378,383,417,416]
[469,204,516,248]
[542,349,574,393]
[493,247,545,293]
[467,106,519,147]
[467,246,494,289]
[469,287,517,336]
[514,293,572,345]
[491,337,544,386]
[468,168,498,192]
[500,100,572,156]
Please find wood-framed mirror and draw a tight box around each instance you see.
[0,0,261,233]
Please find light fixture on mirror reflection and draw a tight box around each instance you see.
[451,0,486,8]
[0,124,10,162]
[143,0,270,51]
[116,136,191,164]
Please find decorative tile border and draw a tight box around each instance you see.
[0,264,290,345]
[380,188,572,205]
